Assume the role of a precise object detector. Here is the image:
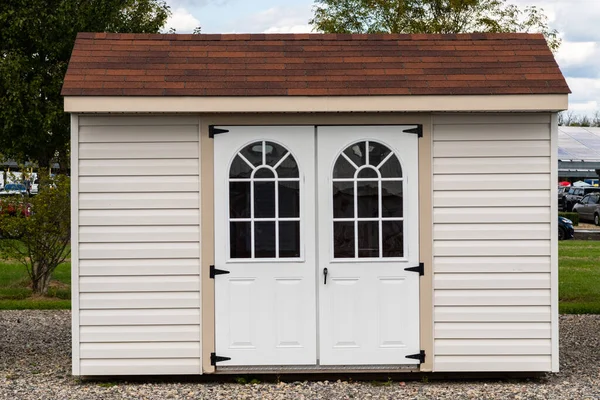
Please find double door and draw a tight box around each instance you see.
[214,125,420,367]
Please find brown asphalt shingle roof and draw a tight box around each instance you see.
[61,32,570,96]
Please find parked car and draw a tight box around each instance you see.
[30,178,39,195]
[0,193,32,217]
[558,185,570,211]
[558,216,574,240]
[572,193,600,225]
[562,186,600,212]
[1,183,28,196]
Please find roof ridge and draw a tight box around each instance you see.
[76,32,546,41]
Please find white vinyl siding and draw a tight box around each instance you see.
[432,114,554,372]
[76,116,201,376]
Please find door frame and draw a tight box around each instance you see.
[200,114,434,373]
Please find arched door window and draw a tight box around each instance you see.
[332,140,404,259]
[229,140,301,259]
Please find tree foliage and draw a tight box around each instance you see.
[0,176,70,295]
[559,111,600,127]
[310,0,560,51]
[0,1,171,169]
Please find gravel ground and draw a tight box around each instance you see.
[0,312,599,399]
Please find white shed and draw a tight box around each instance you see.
[63,32,569,376]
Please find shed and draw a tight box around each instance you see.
[62,32,569,376]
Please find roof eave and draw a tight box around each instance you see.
[64,94,569,113]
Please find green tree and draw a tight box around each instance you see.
[0,176,70,295]
[0,1,171,171]
[310,0,560,51]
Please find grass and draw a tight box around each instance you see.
[559,240,600,314]
[0,241,598,313]
[0,261,70,310]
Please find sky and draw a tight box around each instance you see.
[164,0,600,115]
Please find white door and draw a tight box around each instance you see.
[214,126,317,366]
[317,126,421,365]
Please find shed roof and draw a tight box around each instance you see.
[62,32,570,97]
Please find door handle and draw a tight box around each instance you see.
[323,268,328,285]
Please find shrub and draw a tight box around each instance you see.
[0,175,70,295]
[559,212,579,226]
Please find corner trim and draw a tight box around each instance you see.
[70,114,80,376]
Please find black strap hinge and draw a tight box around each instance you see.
[403,125,423,138]
[210,352,231,365]
[210,265,230,279]
[404,262,424,276]
[209,125,229,138]
[406,350,426,364]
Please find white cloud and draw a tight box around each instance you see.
[565,77,600,114]
[570,101,599,112]
[264,24,312,33]
[166,7,201,33]
[225,6,313,34]
[556,42,596,67]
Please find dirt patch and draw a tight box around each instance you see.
[577,222,600,230]
[26,280,70,291]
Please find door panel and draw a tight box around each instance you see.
[214,126,317,366]
[317,126,421,365]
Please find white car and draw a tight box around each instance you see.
[30,179,39,195]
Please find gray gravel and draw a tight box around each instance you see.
[0,311,599,399]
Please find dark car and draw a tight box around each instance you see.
[558,216,574,240]
[572,193,600,225]
[558,186,570,211]
[563,186,600,212]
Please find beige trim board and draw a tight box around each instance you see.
[418,118,434,372]
[200,119,215,374]
[64,94,568,114]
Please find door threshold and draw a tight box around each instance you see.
[215,364,419,374]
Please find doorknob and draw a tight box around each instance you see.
[323,268,328,285]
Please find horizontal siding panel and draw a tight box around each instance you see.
[79,125,198,143]
[435,273,550,289]
[433,124,550,141]
[79,116,199,127]
[80,292,200,309]
[79,259,200,276]
[433,114,551,125]
[80,226,200,243]
[79,159,199,176]
[79,243,199,259]
[80,325,200,343]
[80,342,200,359]
[435,339,551,355]
[80,309,200,326]
[434,355,551,372]
[435,289,551,306]
[79,142,199,159]
[434,256,550,273]
[80,276,200,293]
[434,240,550,256]
[433,141,549,158]
[433,190,550,208]
[79,209,199,226]
[79,176,199,193]
[434,306,551,322]
[79,192,199,210]
[434,224,550,240]
[80,358,200,375]
[433,174,549,191]
[433,157,550,175]
[435,322,551,339]
[434,207,550,224]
